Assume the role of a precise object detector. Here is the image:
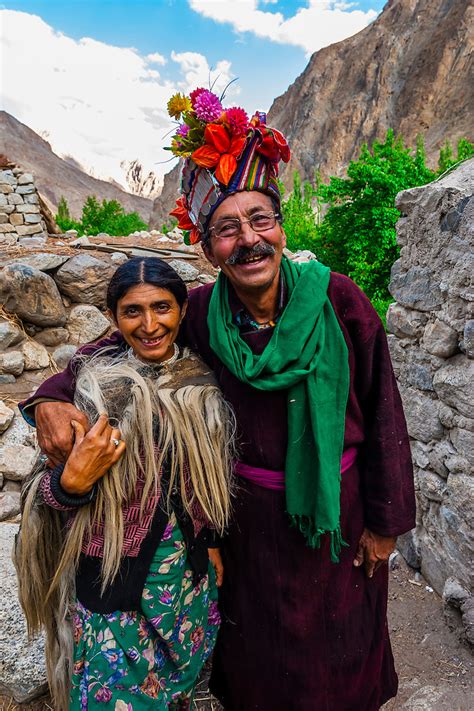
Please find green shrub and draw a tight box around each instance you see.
[55,196,148,236]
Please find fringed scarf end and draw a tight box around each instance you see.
[289,515,348,563]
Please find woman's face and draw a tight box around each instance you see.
[112,283,187,363]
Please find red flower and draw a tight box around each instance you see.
[192,123,246,185]
[169,197,193,230]
[250,113,290,166]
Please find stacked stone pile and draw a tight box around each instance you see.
[387,158,474,645]
[0,169,48,247]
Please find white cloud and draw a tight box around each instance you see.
[170,51,238,98]
[189,0,378,56]
[147,52,167,65]
[0,10,233,186]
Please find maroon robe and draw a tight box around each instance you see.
[21,272,415,711]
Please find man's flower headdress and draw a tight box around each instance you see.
[165,88,290,244]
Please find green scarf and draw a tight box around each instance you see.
[207,256,350,560]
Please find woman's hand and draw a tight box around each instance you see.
[60,414,126,496]
[36,401,90,467]
[208,547,224,587]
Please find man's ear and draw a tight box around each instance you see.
[202,241,218,268]
[280,225,287,250]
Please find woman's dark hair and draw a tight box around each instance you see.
[106,257,188,316]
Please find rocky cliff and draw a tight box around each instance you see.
[268,0,474,185]
[150,0,474,226]
[0,112,153,222]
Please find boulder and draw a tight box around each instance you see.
[10,252,70,272]
[0,401,14,433]
[0,350,24,376]
[168,259,200,283]
[35,327,69,347]
[0,263,67,327]
[67,304,111,344]
[0,492,21,521]
[21,340,50,370]
[0,319,24,348]
[386,303,428,338]
[52,344,78,369]
[0,443,36,481]
[55,254,117,307]
[433,356,474,418]
[389,263,445,312]
[421,319,459,358]
[399,388,444,442]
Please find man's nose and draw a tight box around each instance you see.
[237,219,260,246]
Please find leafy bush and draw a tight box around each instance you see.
[56,196,148,236]
[438,137,474,174]
[280,172,321,253]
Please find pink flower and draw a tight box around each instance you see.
[225,107,249,136]
[194,90,223,122]
[94,686,112,703]
[190,87,207,108]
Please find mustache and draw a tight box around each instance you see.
[225,243,276,266]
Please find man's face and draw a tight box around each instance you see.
[203,191,286,296]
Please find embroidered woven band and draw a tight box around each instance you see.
[234,448,358,492]
[181,128,282,235]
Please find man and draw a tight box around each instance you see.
[22,97,415,710]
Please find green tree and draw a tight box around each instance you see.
[316,130,436,301]
[280,172,320,253]
[56,196,81,232]
[438,137,474,174]
[79,196,148,236]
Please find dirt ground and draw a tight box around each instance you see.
[1,556,472,711]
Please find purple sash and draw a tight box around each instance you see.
[234,447,358,491]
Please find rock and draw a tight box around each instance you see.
[389,263,445,312]
[52,344,78,369]
[427,441,455,478]
[418,470,447,502]
[450,427,474,466]
[15,184,36,195]
[0,319,24,348]
[0,401,14,433]
[17,172,34,185]
[400,388,444,442]
[386,303,428,338]
[7,193,23,205]
[463,320,474,359]
[397,530,421,569]
[65,228,79,237]
[24,193,39,205]
[0,223,17,233]
[198,274,215,285]
[21,340,50,370]
[110,252,128,264]
[0,374,15,384]
[67,304,111,344]
[0,350,24,376]
[23,213,43,224]
[460,597,474,646]
[0,443,36,481]
[1,410,36,448]
[421,319,459,357]
[410,441,430,469]
[405,363,433,391]
[442,577,470,608]
[3,480,21,492]
[17,235,47,247]
[433,356,474,418]
[0,170,17,185]
[0,263,67,327]
[15,203,40,213]
[9,212,23,226]
[291,250,318,263]
[35,326,69,347]
[168,259,200,283]
[0,492,21,520]
[0,523,47,700]
[55,254,116,306]
[69,235,91,246]
[16,223,44,236]
[9,252,70,271]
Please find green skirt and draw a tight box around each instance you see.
[70,515,219,710]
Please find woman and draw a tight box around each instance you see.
[15,258,234,710]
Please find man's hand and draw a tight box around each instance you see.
[35,401,89,466]
[208,547,224,587]
[353,528,396,578]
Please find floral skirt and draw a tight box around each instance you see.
[70,515,220,710]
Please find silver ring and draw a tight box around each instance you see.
[111,438,121,447]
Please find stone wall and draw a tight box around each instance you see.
[0,169,48,246]
[387,158,474,641]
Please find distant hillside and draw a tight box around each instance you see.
[150,0,473,227]
[0,111,153,223]
[268,0,474,185]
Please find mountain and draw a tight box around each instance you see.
[150,0,473,227]
[121,159,163,199]
[268,0,474,185]
[0,112,153,223]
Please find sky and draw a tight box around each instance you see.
[0,0,385,189]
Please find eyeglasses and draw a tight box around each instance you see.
[208,211,281,240]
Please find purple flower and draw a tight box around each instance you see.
[158,589,173,605]
[208,600,221,626]
[194,90,223,122]
[94,686,112,703]
[176,123,190,138]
